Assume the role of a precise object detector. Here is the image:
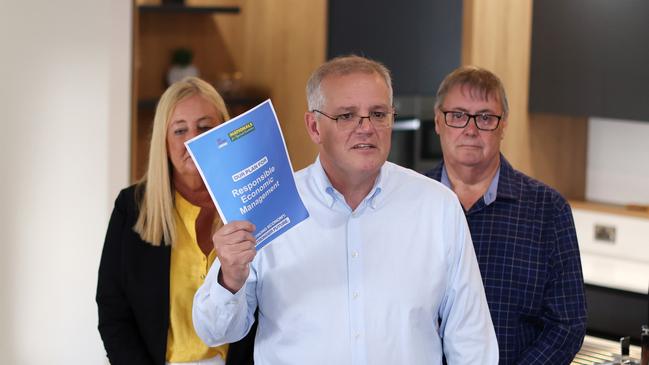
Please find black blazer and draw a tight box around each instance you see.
[96,185,255,365]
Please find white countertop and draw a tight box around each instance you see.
[581,252,649,294]
[573,207,649,294]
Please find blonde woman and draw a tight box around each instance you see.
[97,77,254,365]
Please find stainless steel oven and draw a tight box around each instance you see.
[388,96,443,173]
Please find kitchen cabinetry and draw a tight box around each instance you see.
[131,1,264,180]
[529,0,649,121]
[327,0,462,97]
[572,200,649,343]
[327,0,462,172]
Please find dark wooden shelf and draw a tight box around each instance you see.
[138,5,240,14]
[138,95,266,111]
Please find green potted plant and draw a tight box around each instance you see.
[167,48,198,85]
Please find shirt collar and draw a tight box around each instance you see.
[312,156,384,211]
[436,153,522,205]
[493,155,521,201]
[484,172,499,205]
[174,191,201,218]
[440,165,499,206]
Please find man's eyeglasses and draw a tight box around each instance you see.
[312,109,396,131]
[440,110,502,131]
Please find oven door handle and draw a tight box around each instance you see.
[392,118,421,131]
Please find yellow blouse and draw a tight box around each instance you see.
[166,192,228,362]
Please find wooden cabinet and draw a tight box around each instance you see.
[130,0,326,182]
[131,1,265,181]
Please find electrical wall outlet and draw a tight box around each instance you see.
[573,208,649,263]
[594,224,616,243]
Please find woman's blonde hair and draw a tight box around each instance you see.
[134,77,230,246]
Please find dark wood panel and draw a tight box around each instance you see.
[327,0,462,96]
[529,0,649,121]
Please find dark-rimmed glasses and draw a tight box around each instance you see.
[440,110,502,131]
[312,109,396,131]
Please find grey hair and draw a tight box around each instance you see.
[435,65,509,118]
[306,55,393,111]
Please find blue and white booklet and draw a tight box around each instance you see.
[186,99,309,250]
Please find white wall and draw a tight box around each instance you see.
[586,117,649,206]
[0,0,131,363]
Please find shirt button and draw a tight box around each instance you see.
[353,292,359,299]
[351,251,359,258]
[354,333,361,340]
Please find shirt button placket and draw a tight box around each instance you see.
[347,212,366,365]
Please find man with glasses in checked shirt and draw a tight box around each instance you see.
[426,66,587,364]
[193,56,499,364]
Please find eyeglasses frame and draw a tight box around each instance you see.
[311,109,397,130]
[439,110,503,131]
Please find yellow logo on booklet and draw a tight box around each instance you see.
[228,122,255,142]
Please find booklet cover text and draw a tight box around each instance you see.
[186,100,309,250]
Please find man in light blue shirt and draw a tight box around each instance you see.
[193,55,498,364]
